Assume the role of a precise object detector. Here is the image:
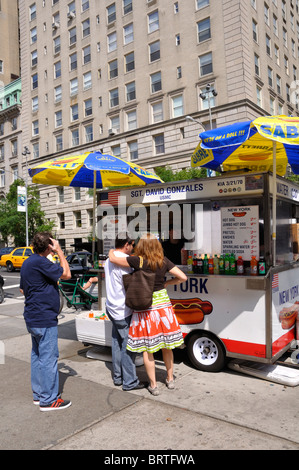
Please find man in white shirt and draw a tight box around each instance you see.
[104,233,145,391]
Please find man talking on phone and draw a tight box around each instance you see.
[20,232,71,411]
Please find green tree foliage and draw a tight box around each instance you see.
[0,179,55,246]
[154,166,208,182]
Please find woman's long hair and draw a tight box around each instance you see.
[134,233,164,271]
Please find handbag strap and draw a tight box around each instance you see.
[139,256,143,268]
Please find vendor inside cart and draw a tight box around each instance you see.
[162,224,186,265]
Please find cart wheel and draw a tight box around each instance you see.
[6,261,14,272]
[58,291,64,313]
[0,286,4,304]
[187,331,226,372]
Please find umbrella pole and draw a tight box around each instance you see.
[272,141,277,267]
[92,170,96,258]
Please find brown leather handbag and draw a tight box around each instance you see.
[122,256,155,310]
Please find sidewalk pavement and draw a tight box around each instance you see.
[1,300,299,451]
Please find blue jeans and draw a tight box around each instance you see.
[106,309,139,390]
[26,326,59,406]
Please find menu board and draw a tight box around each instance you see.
[221,206,259,260]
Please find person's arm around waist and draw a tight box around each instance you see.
[164,266,187,287]
[50,238,71,280]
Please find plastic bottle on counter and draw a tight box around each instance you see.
[224,253,230,274]
[250,256,258,276]
[219,254,224,274]
[237,256,244,275]
[203,254,209,274]
[197,255,203,274]
[213,255,219,274]
[193,254,198,274]
[187,255,193,274]
[89,310,94,318]
[258,256,266,275]
[208,255,214,274]
[229,253,236,275]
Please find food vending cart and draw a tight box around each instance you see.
[76,171,299,374]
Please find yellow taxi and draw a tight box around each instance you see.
[0,246,34,272]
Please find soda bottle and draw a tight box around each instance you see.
[208,255,214,274]
[258,256,266,275]
[219,254,224,274]
[193,254,198,274]
[250,256,258,276]
[197,255,203,274]
[213,254,219,274]
[237,256,244,275]
[224,253,230,274]
[187,255,193,274]
[203,254,209,274]
[229,253,236,275]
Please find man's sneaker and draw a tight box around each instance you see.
[40,398,72,411]
[33,399,40,406]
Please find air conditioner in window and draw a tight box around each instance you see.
[67,11,76,19]
[108,128,118,136]
[52,22,60,29]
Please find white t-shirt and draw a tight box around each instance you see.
[104,251,133,320]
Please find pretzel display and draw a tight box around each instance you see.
[170,297,213,325]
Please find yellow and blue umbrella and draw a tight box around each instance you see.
[29,150,163,188]
[191,115,299,175]
[191,115,299,266]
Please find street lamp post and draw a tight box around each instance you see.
[22,146,30,246]
[199,83,217,130]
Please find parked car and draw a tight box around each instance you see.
[66,251,92,278]
[0,247,15,260]
[0,246,34,272]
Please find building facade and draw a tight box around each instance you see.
[18,0,299,251]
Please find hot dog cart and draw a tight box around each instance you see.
[76,171,299,378]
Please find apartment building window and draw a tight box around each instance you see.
[149,41,160,62]
[107,4,116,24]
[108,32,117,52]
[11,140,17,157]
[286,84,290,102]
[150,71,162,93]
[109,59,118,79]
[82,18,90,38]
[111,145,121,158]
[68,1,76,15]
[276,75,281,94]
[32,73,38,89]
[128,141,138,160]
[256,86,262,107]
[32,120,39,136]
[87,210,93,227]
[55,110,62,128]
[82,0,89,12]
[29,3,36,21]
[174,2,179,13]
[283,28,287,48]
[293,65,297,81]
[83,71,92,90]
[54,61,61,78]
[74,187,81,201]
[274,44,280,65]
[31,50,38,68]
[53,36,61,55]
[123,0,132,15]
[0,124,3,136]
[54,85,62,103]
[151,101,163,123]
[32,96,39,112]
[177,66,182,79]
[85,124,93,142]
[33,142,39,158]
[270,96,275,115]
[126,109,137,130]
[126,81,136,101]
[69,26,76,45]
[199,52,213,76]
[71,128,79,146]
[71,103,79,121]
[70,53,77,71]
[0,145,4,162]
[70,77,78,96]
[154,134,165,154]
[148,11,159,33]
[30,27,37,44]
[254,53,260,75]
[172,95,184,117]
[109,88,119,107]
[284,55,289,75]
[57,187,64,203]
[12,166,18,181]
[125,52,134,72]
[197,0,209,8]
[74,211,82,228]
[56,134,63,151]
[0,171,5,187]
[83,45,91,64]
[273,14,278,35]
[264,3,269,25]
[84,98,92,116]
[197,18,211,42]
[266,35,271,56]
[124,23,134,44]
[58,213,65,229]
[110,115,120,131]
[252,19,258,42]
[267,67,273,87]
